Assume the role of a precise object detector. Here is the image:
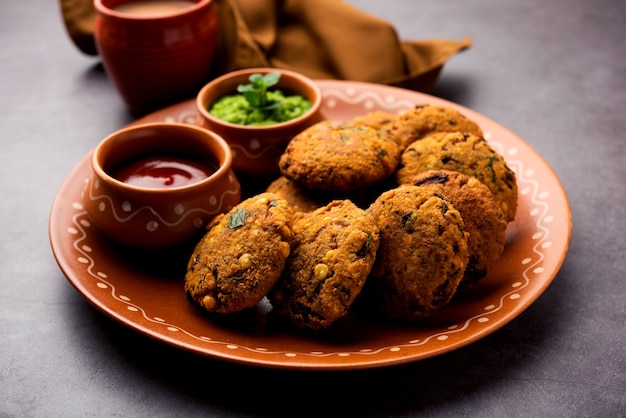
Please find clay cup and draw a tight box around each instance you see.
[94,0,219,116]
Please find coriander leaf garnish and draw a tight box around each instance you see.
[227,208,247,230]
[237,72,281,108]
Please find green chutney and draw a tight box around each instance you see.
[209,90,312,126]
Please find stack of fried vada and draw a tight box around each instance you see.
[185,104,518,329]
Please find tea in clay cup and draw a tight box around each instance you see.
[85,122,241,249]
[93,0,219,117]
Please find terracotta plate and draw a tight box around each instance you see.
[49,80,572,370]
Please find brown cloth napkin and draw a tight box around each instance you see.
[60,0,471,92]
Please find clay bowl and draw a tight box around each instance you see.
[195,68,323,178]
[85,122,241,249]
[93,0,219,117]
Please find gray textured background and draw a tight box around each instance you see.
[1,0,624,416]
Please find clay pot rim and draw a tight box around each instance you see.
[196,67,323,132]
[94,0,213,22]
[91,122,233,196]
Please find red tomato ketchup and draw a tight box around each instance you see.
[111,156,215,189]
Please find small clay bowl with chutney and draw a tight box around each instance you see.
[195,68,323,178]
[85,122,241,249]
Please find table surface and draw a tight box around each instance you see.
[2,0,624,416]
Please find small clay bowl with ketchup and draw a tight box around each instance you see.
[85,122,241,249]
[195,68,323,178]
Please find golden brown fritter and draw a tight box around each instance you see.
[396,131,518,222]
[278,120,401,192]
[368,186,469,321]
[270,200,380,330]
[348,111,397,131]
[388,104,484,149]
[265,176,327,215]
[185,193,293,314]
[406,170,507,287]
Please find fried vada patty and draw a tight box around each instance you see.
[368,186,469,321]
[347,111,397,131]
[265,176,328,215]
[278,120,401,192]
[270,200,380,330]
[396,131,518,222]
[407,170,507,287]
[388,104,484,149]
[185,193,293,314]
